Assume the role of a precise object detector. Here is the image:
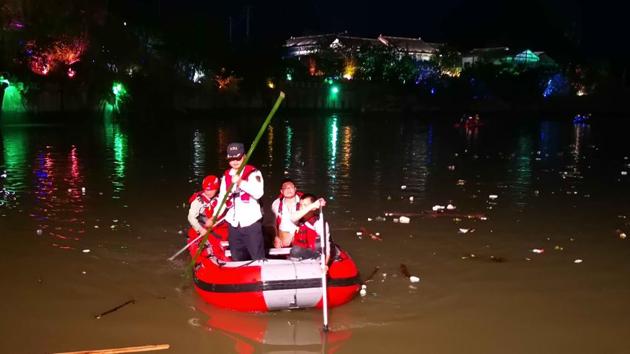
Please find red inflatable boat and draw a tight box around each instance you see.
[187,227,361,312]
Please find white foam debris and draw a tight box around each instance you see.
[532,248,545,254]
[489,194,499,200]
[400,185,407,190]
[446,204,456,210]
[573,259,583,264]
[399,216,410,224]
[82,249,90,253]
[409,276,420,283]
[432,205,445,212]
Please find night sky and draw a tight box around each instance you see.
[118,0,627,59]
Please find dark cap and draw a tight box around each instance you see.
[226,142,245,159]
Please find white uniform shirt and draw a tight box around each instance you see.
[216,168,264,227]
[271,196,300,234]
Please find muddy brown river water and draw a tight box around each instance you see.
[1,112,630,353]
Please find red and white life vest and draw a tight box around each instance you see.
[188,191,218,224]
[275,192,303,229]
[293,217,320,251]
[224,165,257,202]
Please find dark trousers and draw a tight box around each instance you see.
[228,221,265,261]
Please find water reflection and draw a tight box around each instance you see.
[511,133,533,207]
[1,126,28,198]
[569,121,590,179]
[464,126,480,146]
[32,146,86,249]
[266,125,274,168]
[192,129,205,180]
[104,116,128,198]
[284,123,293,172]
[401,123,429,200]
[202,306,351,353]
[326,114,339,198]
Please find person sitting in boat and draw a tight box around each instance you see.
[216,142,266,261]
[187,175,227,239]
[271,178,303,248]
[187,175,229,259]
[289,194,332,262]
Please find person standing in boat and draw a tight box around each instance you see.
[289,194,332,263]
[187,175,227,239]
[271,179,302,248]
[216,142,266,261]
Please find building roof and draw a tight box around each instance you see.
[465,47,511,57]
[285,33,438,54]
[378,35,437,53]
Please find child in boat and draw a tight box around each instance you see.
[289,194,331,262]
[271,179,302,248]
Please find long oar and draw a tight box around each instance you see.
[168,217,225,261]
[189,91,285,269]
[53,344,169,354]
[320,206,330,332]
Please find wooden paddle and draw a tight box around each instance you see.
[53,343,169,354]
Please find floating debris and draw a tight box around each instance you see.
[400,185,407,190]
[363,266,380,283]
[82,249,91,253]
[531,248,545,254]
[488,194,499,200]
[95,299,135,319]
[574,259,583,264]
[446,204,456,210]
[432,205,445,212]
[399,216,410,224]
[400,264,420,283]
[409,196,414,202]
[36,229,43,236]
[458,228,475,234]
